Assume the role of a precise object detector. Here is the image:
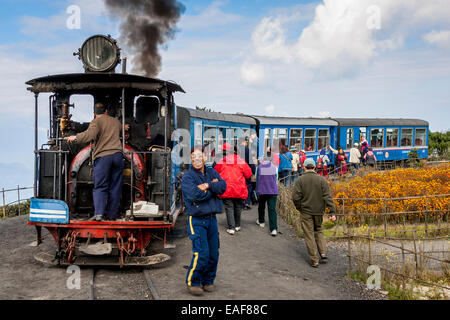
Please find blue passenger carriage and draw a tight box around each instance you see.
[251,116,339,164]
[175,107,257,166]
[334,118,429,163]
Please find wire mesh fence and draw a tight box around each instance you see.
[276,181,449,299]
[346,229,449,299]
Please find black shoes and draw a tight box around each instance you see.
[320,255,328,264]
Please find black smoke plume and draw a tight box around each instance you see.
[105,0,185,77]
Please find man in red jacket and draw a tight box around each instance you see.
[214,143,252,235]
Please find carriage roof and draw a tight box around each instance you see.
[182,107,256,125]
[250,115,338,127]
[334,118,429,127]
[25,73,185,94]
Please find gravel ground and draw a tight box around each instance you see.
[0,208,388,300]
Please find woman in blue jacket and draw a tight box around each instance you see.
[181,145,227,296]
[278,145,293,187]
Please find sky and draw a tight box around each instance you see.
[0,0,449,196]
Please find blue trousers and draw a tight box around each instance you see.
[93,152,124,218]
[244,180,252,206]
[279,170,291,187]
[186,214,219,287]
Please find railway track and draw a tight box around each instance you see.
[89,268,160,300]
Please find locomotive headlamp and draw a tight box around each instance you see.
[76,35,121,72]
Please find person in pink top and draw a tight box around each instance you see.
[364,148,377,167]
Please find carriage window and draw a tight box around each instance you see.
[386,128,399,148]
[304,129,316,152]
[264,128,272,153]
[359,127,367,141]
[401,128,413,147]
[289,129,303,152]
[194,122,202,146]
[318,129,330,151]
[218,127,226,151]
[203,126,217,163]
[346,128,354,150]
[370,128,384,148]
[415,128,427,146]
[226,127,238,147]
[273,128,288,149]
[242,128,250,139]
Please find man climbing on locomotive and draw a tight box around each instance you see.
[65,102,125,221]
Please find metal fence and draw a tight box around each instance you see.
[276,160,450,185]
[345,228,449,298]
[1,186,33,219]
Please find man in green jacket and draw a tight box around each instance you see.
[292,158,336,267]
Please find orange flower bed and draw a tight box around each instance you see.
[330,165,450,221]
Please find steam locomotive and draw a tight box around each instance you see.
[27,35,429,267]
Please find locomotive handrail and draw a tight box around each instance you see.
[1,186,33,193]
[36,149,70,153]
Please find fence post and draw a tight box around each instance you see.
[383,197,387,238]
[412,230,419,278]
[367,226,372,266]
[424,193,428,235]
[400,239,407,299]
[2,188,5,219]
[347,232,352,275]
[17,185,21,216]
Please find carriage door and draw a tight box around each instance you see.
[359,127,367,145]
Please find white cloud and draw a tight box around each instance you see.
[242,0,450,79]
[424,30,450,49]
[251,16,293,63]
[240,61,265,85]
[265,105,275,115]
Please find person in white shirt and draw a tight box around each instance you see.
[317,149,330,179]
[349,143,361,174]
[290,146,300,184]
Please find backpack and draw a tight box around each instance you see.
[366,153,376,165]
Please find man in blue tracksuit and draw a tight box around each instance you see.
[181,145,227,296]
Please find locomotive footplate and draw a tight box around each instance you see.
[34,251,170,267]
[28,220,174,267]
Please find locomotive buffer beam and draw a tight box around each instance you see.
[34,251,170,267]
